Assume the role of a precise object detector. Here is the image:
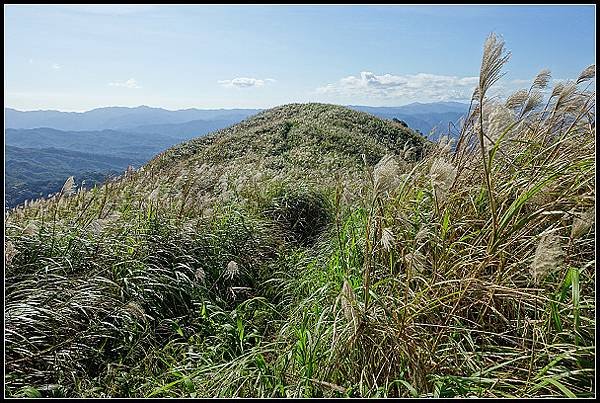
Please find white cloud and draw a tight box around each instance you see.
[316,71,479,101]
[510,79,532,85]
[52,63,61,70]
[109,78,141,89]
[218,77,276,88]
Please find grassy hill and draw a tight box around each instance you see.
[4,36,595,398]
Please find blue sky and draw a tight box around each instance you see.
[4,5,596,111]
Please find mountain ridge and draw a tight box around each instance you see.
[5,102,468,136]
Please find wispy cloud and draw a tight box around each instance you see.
[218,77,276,89]
[52,63,61,70]
[316,71,479,101]
[109,78,141,89]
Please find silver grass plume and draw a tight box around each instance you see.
[477,34,511,100]
[341,186,354,204]
[532,69,552,90]
[550,82,565,99]
[124,301,146,321]
[522,90,544,116]
[380,227,395,252]
[505,89,529,110]
[530,232,564,285]
[404,251,426,277]
[415,225,429,245]
[429,158,457,202]
[226,261,239,280]
[438,135,455,154]
[148,187,160,202]
[485,104,515,148]
[576,64,595,84]
[61,176,76,196]
[23,222,38,236]
[5,241,16,266]
[195,267,206,284]
[553,81,578,109]
[104,211,121,223]
[340,280,358,328]
[89,219,106,236]
[374,154,401,193]
[571,208,595,239]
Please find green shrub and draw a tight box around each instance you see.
[264,188,333,246]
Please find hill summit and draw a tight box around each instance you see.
[139,102,426,209]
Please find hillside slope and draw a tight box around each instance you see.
[141,103,426,202]
[5,145,140,209]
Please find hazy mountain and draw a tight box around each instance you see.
[5,127,182,160]
[127,118,247,138]
[5,102,468,138]
[350,102,470,138]
[5,145,139,208]
[5,106,261,131]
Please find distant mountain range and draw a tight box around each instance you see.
[6,126,207,160]
[5,105,260,131]
[4,102,469,208]
[5,101,469,137]
[349,102,469,138]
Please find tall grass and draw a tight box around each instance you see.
[4,34,595,398]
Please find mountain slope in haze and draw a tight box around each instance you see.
[5,145,139,208]
[6,127,196,159]
[5,106,260,131]
[350,101,469,138]
[5,102,468,139]
[126,118,246,138]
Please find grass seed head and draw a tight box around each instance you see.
[340,280,357,324]
[429,158,457,202]
[571,208,595,239]
[380,227,395,252]
[5,241,16,266]
[374,154,401,194]
[195,268,206,284]
[61,176,76,196]
[226,261,239,280]
[530,231,564,285]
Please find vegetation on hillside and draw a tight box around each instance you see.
[4,34,595,398]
